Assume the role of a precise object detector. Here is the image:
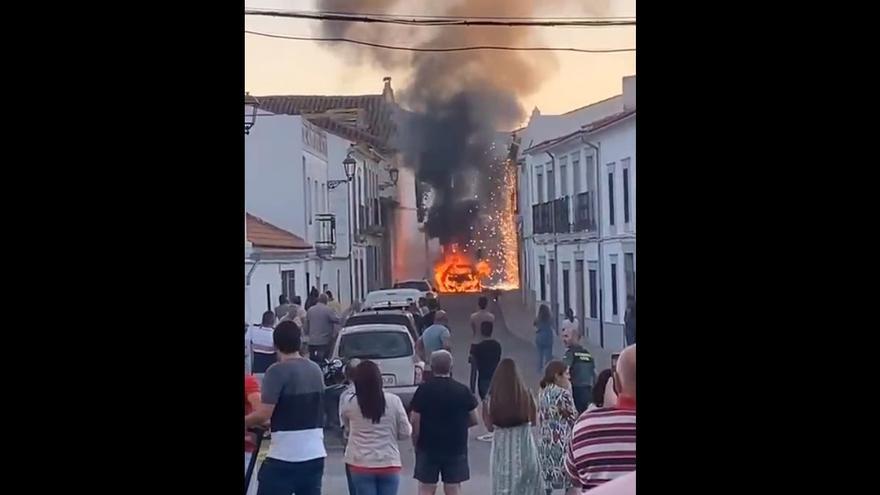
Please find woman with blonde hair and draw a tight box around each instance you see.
[538,360,579,495]
[483,358,543,494]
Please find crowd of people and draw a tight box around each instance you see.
[245,292,637,495]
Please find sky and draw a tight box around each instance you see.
[245,0,635,118]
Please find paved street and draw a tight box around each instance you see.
[248,292,549,495]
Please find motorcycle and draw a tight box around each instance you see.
[319,357,348,435]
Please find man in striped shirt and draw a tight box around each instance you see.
[565,344,636,491]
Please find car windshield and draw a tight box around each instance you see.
[339,331,413,360]
[393,281,431,291]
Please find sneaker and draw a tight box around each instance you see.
[477,433,494,442]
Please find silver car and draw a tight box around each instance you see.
[331,323,424,409]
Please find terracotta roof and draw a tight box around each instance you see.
[246,213,312,250]
[256,94,397,151]
[524,109,636,154]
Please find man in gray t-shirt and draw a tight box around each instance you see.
[304,293,341,362]
[245,321,326,495]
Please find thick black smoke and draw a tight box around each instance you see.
[393,89,520,243]
[316,0,609,244]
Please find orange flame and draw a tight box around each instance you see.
[434,252,491,293]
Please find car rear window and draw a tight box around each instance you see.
[393,281,431,291]
[346,314,409,328]
[339,331,413,360]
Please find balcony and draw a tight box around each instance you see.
[573,191,597,232]
[531,197,570,234]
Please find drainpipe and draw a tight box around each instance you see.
[580,137,605,348]
[545,150,559,332]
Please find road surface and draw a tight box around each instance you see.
[248,292,546,495]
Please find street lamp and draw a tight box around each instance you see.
[244,93,260,135]
[326,151,358,305]
[328,153,357,189]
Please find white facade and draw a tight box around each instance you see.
[326,133,393,305]
[245,111,342,318]
[519,76,636,352]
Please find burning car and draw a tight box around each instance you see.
[434,251,491,293]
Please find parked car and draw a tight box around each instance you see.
[363,288,422,310]
[343,310,419,342]
[393,279,437,299]
[331,323,424,409]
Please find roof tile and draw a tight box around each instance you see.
[246,213,312,250]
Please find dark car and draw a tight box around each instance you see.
[343,310,418,342]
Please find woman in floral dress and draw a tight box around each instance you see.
[483,358,544,495]
[538,360,579,495]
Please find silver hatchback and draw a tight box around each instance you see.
[331,323,424,409]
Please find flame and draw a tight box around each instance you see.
[434,252,491,293]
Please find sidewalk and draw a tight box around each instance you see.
[494,290,615,373]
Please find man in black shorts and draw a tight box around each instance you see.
[471,321,502,442]
[410,350,479,495]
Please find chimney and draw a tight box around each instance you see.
[382,76,395,103]
[623,75,636,111]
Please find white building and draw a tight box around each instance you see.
[246,78,419,320]
[244,213,313,324]
[245,108,343,321]
[518,76,636,351]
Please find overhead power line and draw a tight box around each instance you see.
[245,7,636,22]
[245,30,636,53]
[244,10,636,27]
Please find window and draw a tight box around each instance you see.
[559,156,568,197]
[306,178,312,225]
[281,270,296,299]
[339,331,413,360]
[562,267,570,315]
[624,253,635,300]
[394,281,431,291]
[608,171,615,226]
[572,156,582,195]
[353,256,359,301]
[306,272,311,294]
[588,269,598,318]
[539,264,547,301]
[547,167,555,200]
[359,258,365,300]
[622,158,632,224]
[611,262,619,316]
[536,172,544,203]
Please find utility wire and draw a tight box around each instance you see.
[245,6,635,22]
[245,30,636,53]
[244,10,635,27]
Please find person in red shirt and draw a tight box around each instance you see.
[245,374,262,473]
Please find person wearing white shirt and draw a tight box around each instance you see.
[246,311,277,382]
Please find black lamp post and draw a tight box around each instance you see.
[328,153,357,190]
[326,151,358,305]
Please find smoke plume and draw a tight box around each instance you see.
[316,0,609,244]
